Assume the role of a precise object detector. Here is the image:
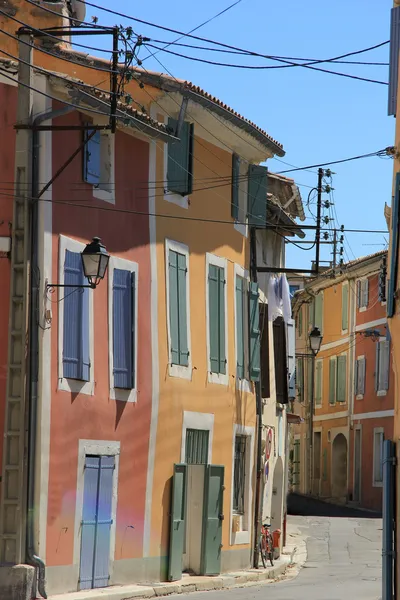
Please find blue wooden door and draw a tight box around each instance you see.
[79,455,114,590]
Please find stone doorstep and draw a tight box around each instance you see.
[48,557,291,600]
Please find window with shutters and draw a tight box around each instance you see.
[166,240,191,379]
[235,268,249,385]
[336,354,347,403]
[230,424,254,545]
[341,283,349,332]
[329,357,337,405]
[165,117,194,208]
[233,435,246,514]
[376,339,390,395]
[307,357,313,406]
[58,236,94,395]
[273,317,288,404]
[248,164,268,227]
[315,359,323,407]
[232,155,248,237]
[357,279,369,311]
[83,128,115,204]
[108,257,138,402]
[297,306,303,337]
[373,428,384,486]
[354,356,366,398]
[207,254,228,385]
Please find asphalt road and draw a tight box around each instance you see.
[181,496,383,600]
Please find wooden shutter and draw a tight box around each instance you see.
[83,129,101,185]
[341,284,348,330]
[287,319,296,399]
[337,355,347,403]
[169,251,189,366]
[329,358,336,404]
[273,317,288,404]
[231,154,240,220]
[354,359,359,396]
[357,357,366,396]
[249,282,260,381]
[208,264,226,374]
[315,360,322,406]
[235,276,245,379]
[363,280,369,308]
[389,7,400,116]
[315,294,323,332]
[167,118,193,196]
[388,173,400,317]
[247,164,267,227]
[113,269,134,389]
[63,250,89,381]
[379,341,390,391]
[357,280,361,308]
[260,303,270,398]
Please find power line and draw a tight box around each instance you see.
[277,149,390,174]
[23,0,112,30]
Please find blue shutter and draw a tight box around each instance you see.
[389,7,400,116]
[388,173,400,317]
[248,282,260,381]
[167,119,193,196]
[79,456,100,590]
[231,154,240,220]
[93,456,114,588]
[63,250,89,381]
[113,269,134,389]
[248,164,267,227]
[84,129,101,185]
[235,276,245,379]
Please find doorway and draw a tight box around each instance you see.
[331,433,348,500]
[354,428,362,503]
[271,457,284,532]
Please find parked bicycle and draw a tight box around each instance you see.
[259,521,274,567]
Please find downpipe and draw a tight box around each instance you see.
[27,106,75,599]
[382,439,396,600]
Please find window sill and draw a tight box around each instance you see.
[169,363,192,381]
[164,190,189,209]
[110,387,137,403]
[93,187,115,205]
[315,402,322,409]
[359,306,367,313]
[373,480,383,488]
[58,377,94,396]
[377,390,387,397]
[231,530,250,545]
[208,371,229,386]
[236,377,252,394]
[341,329,348,336]
[234,221,248,237]
[356,394,364,400]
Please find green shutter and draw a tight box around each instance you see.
[247,164,267,227]
[298,306,303,336]
[342,284,349,331]
[168,464,187,581]
[329,358,336,404]
[315,294,323,333]
[315,360,323,406]
[235,276,245,379]
[337,355,347,403]
[169,250,189,366]
[249,282,260,381]
[167,119,193,196]
[200,465,224,575]
[208,264,226,374]
[185,429,209,464]
[231,154,240,220]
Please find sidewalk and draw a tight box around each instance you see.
[49,527,307,600]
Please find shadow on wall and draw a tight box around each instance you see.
[331,433,347,500]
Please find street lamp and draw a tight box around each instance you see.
[46,237,110,292]
[309,326,323,356]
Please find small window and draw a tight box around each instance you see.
[83,129,101,185]
[83,128,114,202]
[329,357,337,405]
[373,429,384,485]
[357,279,369,310]
[167,119,193,196]
[289,284,300,298]
[355,357,366,397]
[233,435,247,514]
[376,340,390,393]
[336,354,347,403]
[341,283,349,331]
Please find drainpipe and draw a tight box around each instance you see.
[27,105,75,599]
[382,439,396,600]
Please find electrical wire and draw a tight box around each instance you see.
[23,0,112,30]
[277,150,390,174]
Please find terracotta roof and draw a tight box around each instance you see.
[49,45,285,157]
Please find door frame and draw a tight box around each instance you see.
[230,424,255,546]
[353,424,362,503]
[73,440,120,585]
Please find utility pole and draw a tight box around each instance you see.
[315,168,323,275]
[0,32,33,565]
[332,228,337,269]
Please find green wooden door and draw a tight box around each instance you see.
[168,464,187,581]
[201,465,225,575]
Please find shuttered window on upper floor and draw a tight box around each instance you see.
[389,6,400,116]
[248,282,261,382]
[248,164,268,227]
[336,355,347,403]
[341,283,349,331]
[297,305,303,336]
[112,268,136,389]
[167,118,194,196]
[329,357,337,405]
[168,250,189,367]
[235,275,246,379]
[315,359,323,407]
[357,279,369,309]
[355,357,366,397]
[63,250,90,381]
[208,264,226,375]
[83,129,101,185]
[376,340,390,393]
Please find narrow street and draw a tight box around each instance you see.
[177,496,383,600]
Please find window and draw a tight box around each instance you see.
[289,284,300,298]
[166,118,194,198]
[273,317,288,404]
[185,429,209,464]
[83,128,115,203]
[329,357,337,405]
[232,155,248,236]
[373,428,384,486]
[355,357,366,397]
[376,340,390,394]
[315,359,323,407]
[357,279,369,310]
[297,305,303,336]
[108,257,138,402]
[248,282,261,382]
[247,164,268,227]
[307,358,313,405]
[233,435,247,514]
[342,283,349,331]
[336,354,347,403]
[167,242,190,376]
[207,255,227,384]
[63,249,90,381]
[235,274,247,380]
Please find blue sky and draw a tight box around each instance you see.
[82,0,394,269]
